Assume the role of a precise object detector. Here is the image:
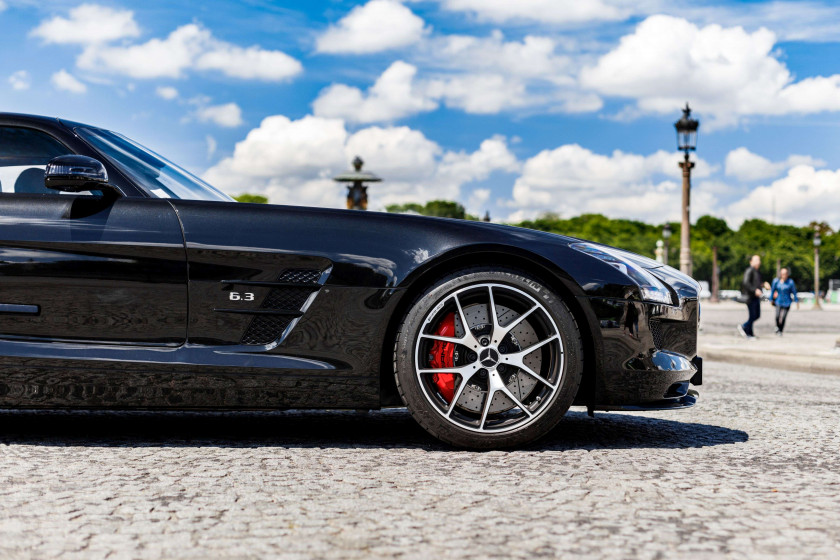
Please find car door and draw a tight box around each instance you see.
[0,124,188,345]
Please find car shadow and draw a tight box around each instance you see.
[0,408,747,451]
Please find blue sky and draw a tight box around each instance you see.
[4,0,840,226]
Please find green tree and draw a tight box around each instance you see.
[234,193,269,204]
[518,213,661,257]
[512,213,838,293]
[386,200,473,219]
[691,215,732,287]
[385,202,425,214]
[695,215,730,240]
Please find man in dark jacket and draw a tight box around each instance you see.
[738,254,763,338]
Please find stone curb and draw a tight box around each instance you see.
[700,346,840,375]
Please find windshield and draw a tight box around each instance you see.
[75,127,233,202]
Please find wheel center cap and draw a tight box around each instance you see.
[479,348,499,368]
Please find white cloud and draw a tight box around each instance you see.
[312,46,598,123]
[317,0,426,54]
[724,147,825,182]
[0,1,6,12]
[695,180,737,197]
[581,15,840,128]
[156,85,178,100]
[204,114,517,209]
[643,149,716,179]
[424,73,531,115]
[430,0,637,25]
[8,71,30,91]
[438,136,519,184]
[468,188,491,216]
[196,102,244,128]
[31,4,140,45]
[195,44,302,81]
[76,23,301,81]
[423,31,573,82]
[679,1,840,43]
[313,61,437,123]
[51,69,87,94]
[77,24,208,79]
[205,115,348,190]
[315,30,603,121]
[204,115,351,208]
[344,125,440,182]
[507,144,716,222]
[429,0,840,42]
[726,165,840,226]
[349,128,518,206]
[419,31,603,115]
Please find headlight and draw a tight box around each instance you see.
[570,243,675,305]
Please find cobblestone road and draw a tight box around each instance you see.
[1,361,839,559]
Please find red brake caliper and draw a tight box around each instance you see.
[429,312,457,402]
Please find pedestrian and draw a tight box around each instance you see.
[738,254,763,339]
[770,267,799,336]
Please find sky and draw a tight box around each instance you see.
[4,0,840,227]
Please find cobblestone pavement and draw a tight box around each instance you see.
[1,361,839,559]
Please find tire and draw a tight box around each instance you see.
[394,267,583,449]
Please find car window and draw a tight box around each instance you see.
[0,126,69,195]
[76,127,233,202]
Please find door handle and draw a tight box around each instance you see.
[0,303,40,315]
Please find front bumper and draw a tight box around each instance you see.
[584,297,702,411]
[595,389,699,411]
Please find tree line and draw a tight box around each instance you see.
[517,213,837,292]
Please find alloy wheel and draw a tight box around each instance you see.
[413,282,564,433]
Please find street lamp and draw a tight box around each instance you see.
[814,226,822,310]
[674,103,699,277]
[662,223,672,266]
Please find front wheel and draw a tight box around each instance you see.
[394,268,583,448]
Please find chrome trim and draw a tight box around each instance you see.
[0,303,40,315]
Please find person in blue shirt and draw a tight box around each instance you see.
[770,267,799,336]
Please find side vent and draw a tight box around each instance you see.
[277,268,321,284]
[239,268,324,345]
[261,287,314,311]
[241,316,294,346]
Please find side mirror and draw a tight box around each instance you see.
[44,155,116,194]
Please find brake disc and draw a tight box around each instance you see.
[452,303,542,414]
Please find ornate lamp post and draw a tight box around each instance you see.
[674,103,699,276]
[334,156,381,210]
[662,223,672,267]
[814,226,822,310]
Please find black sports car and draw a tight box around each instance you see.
[0,112,702,448]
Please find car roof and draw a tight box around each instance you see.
[0,112,91,130]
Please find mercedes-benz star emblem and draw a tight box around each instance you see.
[479,348,499,368]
